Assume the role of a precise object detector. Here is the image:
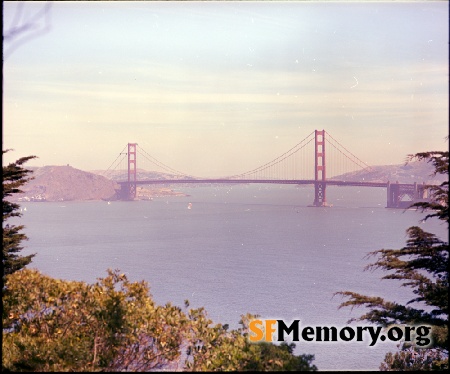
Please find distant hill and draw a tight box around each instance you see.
[12,165,119,202]
[11,166,188,202]
[330,160,445,184]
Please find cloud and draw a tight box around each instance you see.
[3,53,447,173]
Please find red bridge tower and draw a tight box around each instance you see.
[118,143,137,200]
[313,129,327,207]
[128,143,137,199]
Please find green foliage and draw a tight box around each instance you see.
[336,151,449,370]
[2,151,37,286]
[407,151,449,225]
[3,269,317,371]
[242,341,317,371]
[184,312,317,371]
[380,347,448,371]
[2,269,188,371]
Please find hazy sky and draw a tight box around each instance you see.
[3,1,448,177]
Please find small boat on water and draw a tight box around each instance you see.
[187,203,193,209]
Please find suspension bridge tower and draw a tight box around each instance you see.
[313,129,327,207]
[118,143,137,200]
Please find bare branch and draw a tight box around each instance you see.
[3,1,53,59]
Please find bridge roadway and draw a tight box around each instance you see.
[117,179,428,208]
[118,179,388,188]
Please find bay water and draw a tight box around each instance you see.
[16,185,448,370]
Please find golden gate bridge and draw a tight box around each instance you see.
[104,130,428,208]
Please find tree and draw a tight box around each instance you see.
[2,269,189,371]
[2,151,37,287]
[184,310,317,371]
[3,1,51,282]
[3,268,318,371]
[336,151,449,370]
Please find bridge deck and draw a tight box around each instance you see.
[117,179,389,188]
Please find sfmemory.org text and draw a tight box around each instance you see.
[249,319,432,347]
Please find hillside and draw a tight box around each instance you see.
[13,165,119,202]
[11,166,188,202]
[330,160,445,184]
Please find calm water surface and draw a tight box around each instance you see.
[17,185,448,371]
